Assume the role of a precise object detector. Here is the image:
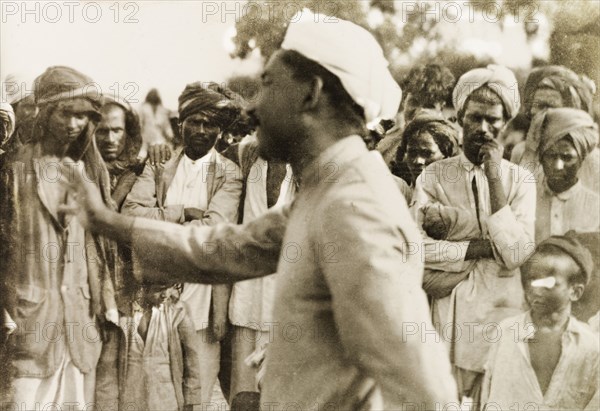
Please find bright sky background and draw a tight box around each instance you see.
[1,0,261,110]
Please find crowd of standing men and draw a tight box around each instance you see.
[1,8,599,411]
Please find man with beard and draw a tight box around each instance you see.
[60,9,457,409]
[411,65,536,407]
[0,66,116,409]
[95,96,145,209]
[122,82,243,405]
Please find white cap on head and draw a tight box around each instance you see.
[281,8,401,125]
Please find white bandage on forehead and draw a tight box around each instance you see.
[281,8,401,125]
[531,276,557,289]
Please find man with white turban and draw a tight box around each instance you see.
[412,64,535,406]
[61,8,458,410]
[530,108,600,242]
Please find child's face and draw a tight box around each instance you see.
[143,285,169,307]
[521,253,584,316]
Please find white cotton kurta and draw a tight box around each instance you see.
[229,159,295,330]
[165,151,213,331]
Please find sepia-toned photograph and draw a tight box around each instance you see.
[1,1,599,410]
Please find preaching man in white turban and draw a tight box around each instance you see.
[412,64,536,407]
[60,8,458,410]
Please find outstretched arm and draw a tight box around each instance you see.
[60,159,288,284]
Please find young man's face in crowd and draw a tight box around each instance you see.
[521,251,584,316]
[250,51,305,163]
[405,130,445,183]
[461,92,506,165]
[46,99,91,146]
[530,88,563,119]
[180,113,220,160]
[96,104,127,162]
[541,137,582,194]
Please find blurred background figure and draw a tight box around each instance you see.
[2,72,38,149]
[138,88,175,159]
[0,102,15,157]
[377,64,456,168]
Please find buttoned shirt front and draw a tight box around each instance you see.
[412,153,536,372]
[535,179,600,243]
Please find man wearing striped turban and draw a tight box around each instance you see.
[122,81,244,406]
[530,107,600,242]
[511,65,599,194]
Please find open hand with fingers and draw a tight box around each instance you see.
[58,158,109,230]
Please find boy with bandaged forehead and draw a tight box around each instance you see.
[481,233,599,410]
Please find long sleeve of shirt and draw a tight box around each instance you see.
[122,163,184,223]
[130,204,289,285]
[412,156,536,271]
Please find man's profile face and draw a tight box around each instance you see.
[461,98,506,165]
[249,51,305,163]
[46,99,91,146]
[541,137,582,194]
[96,104,127,162]
[180,113,220,160]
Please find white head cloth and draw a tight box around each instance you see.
[281,8,401,125]
[452,64,520,119]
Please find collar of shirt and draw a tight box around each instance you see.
[299,135,367,189]
[543,178,582,201]
[182,149,215,173]
[518,311,583,342]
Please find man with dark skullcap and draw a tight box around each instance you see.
[122,81,243,405]
[0,66,117,408]
[482,232,599,410]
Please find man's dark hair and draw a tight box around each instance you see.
[279,50,366,135]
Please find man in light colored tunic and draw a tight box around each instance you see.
[412,65,536,405]
[60,9,458,410]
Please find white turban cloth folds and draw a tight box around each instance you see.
[281,8,401,125]
[452,64,520,119]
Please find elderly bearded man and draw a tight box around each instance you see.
[0,66,116,409]
[60,9,457,410]
[411,65,536,406]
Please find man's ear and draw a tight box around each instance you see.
[570,283,585,302]
[302,76,324,112]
